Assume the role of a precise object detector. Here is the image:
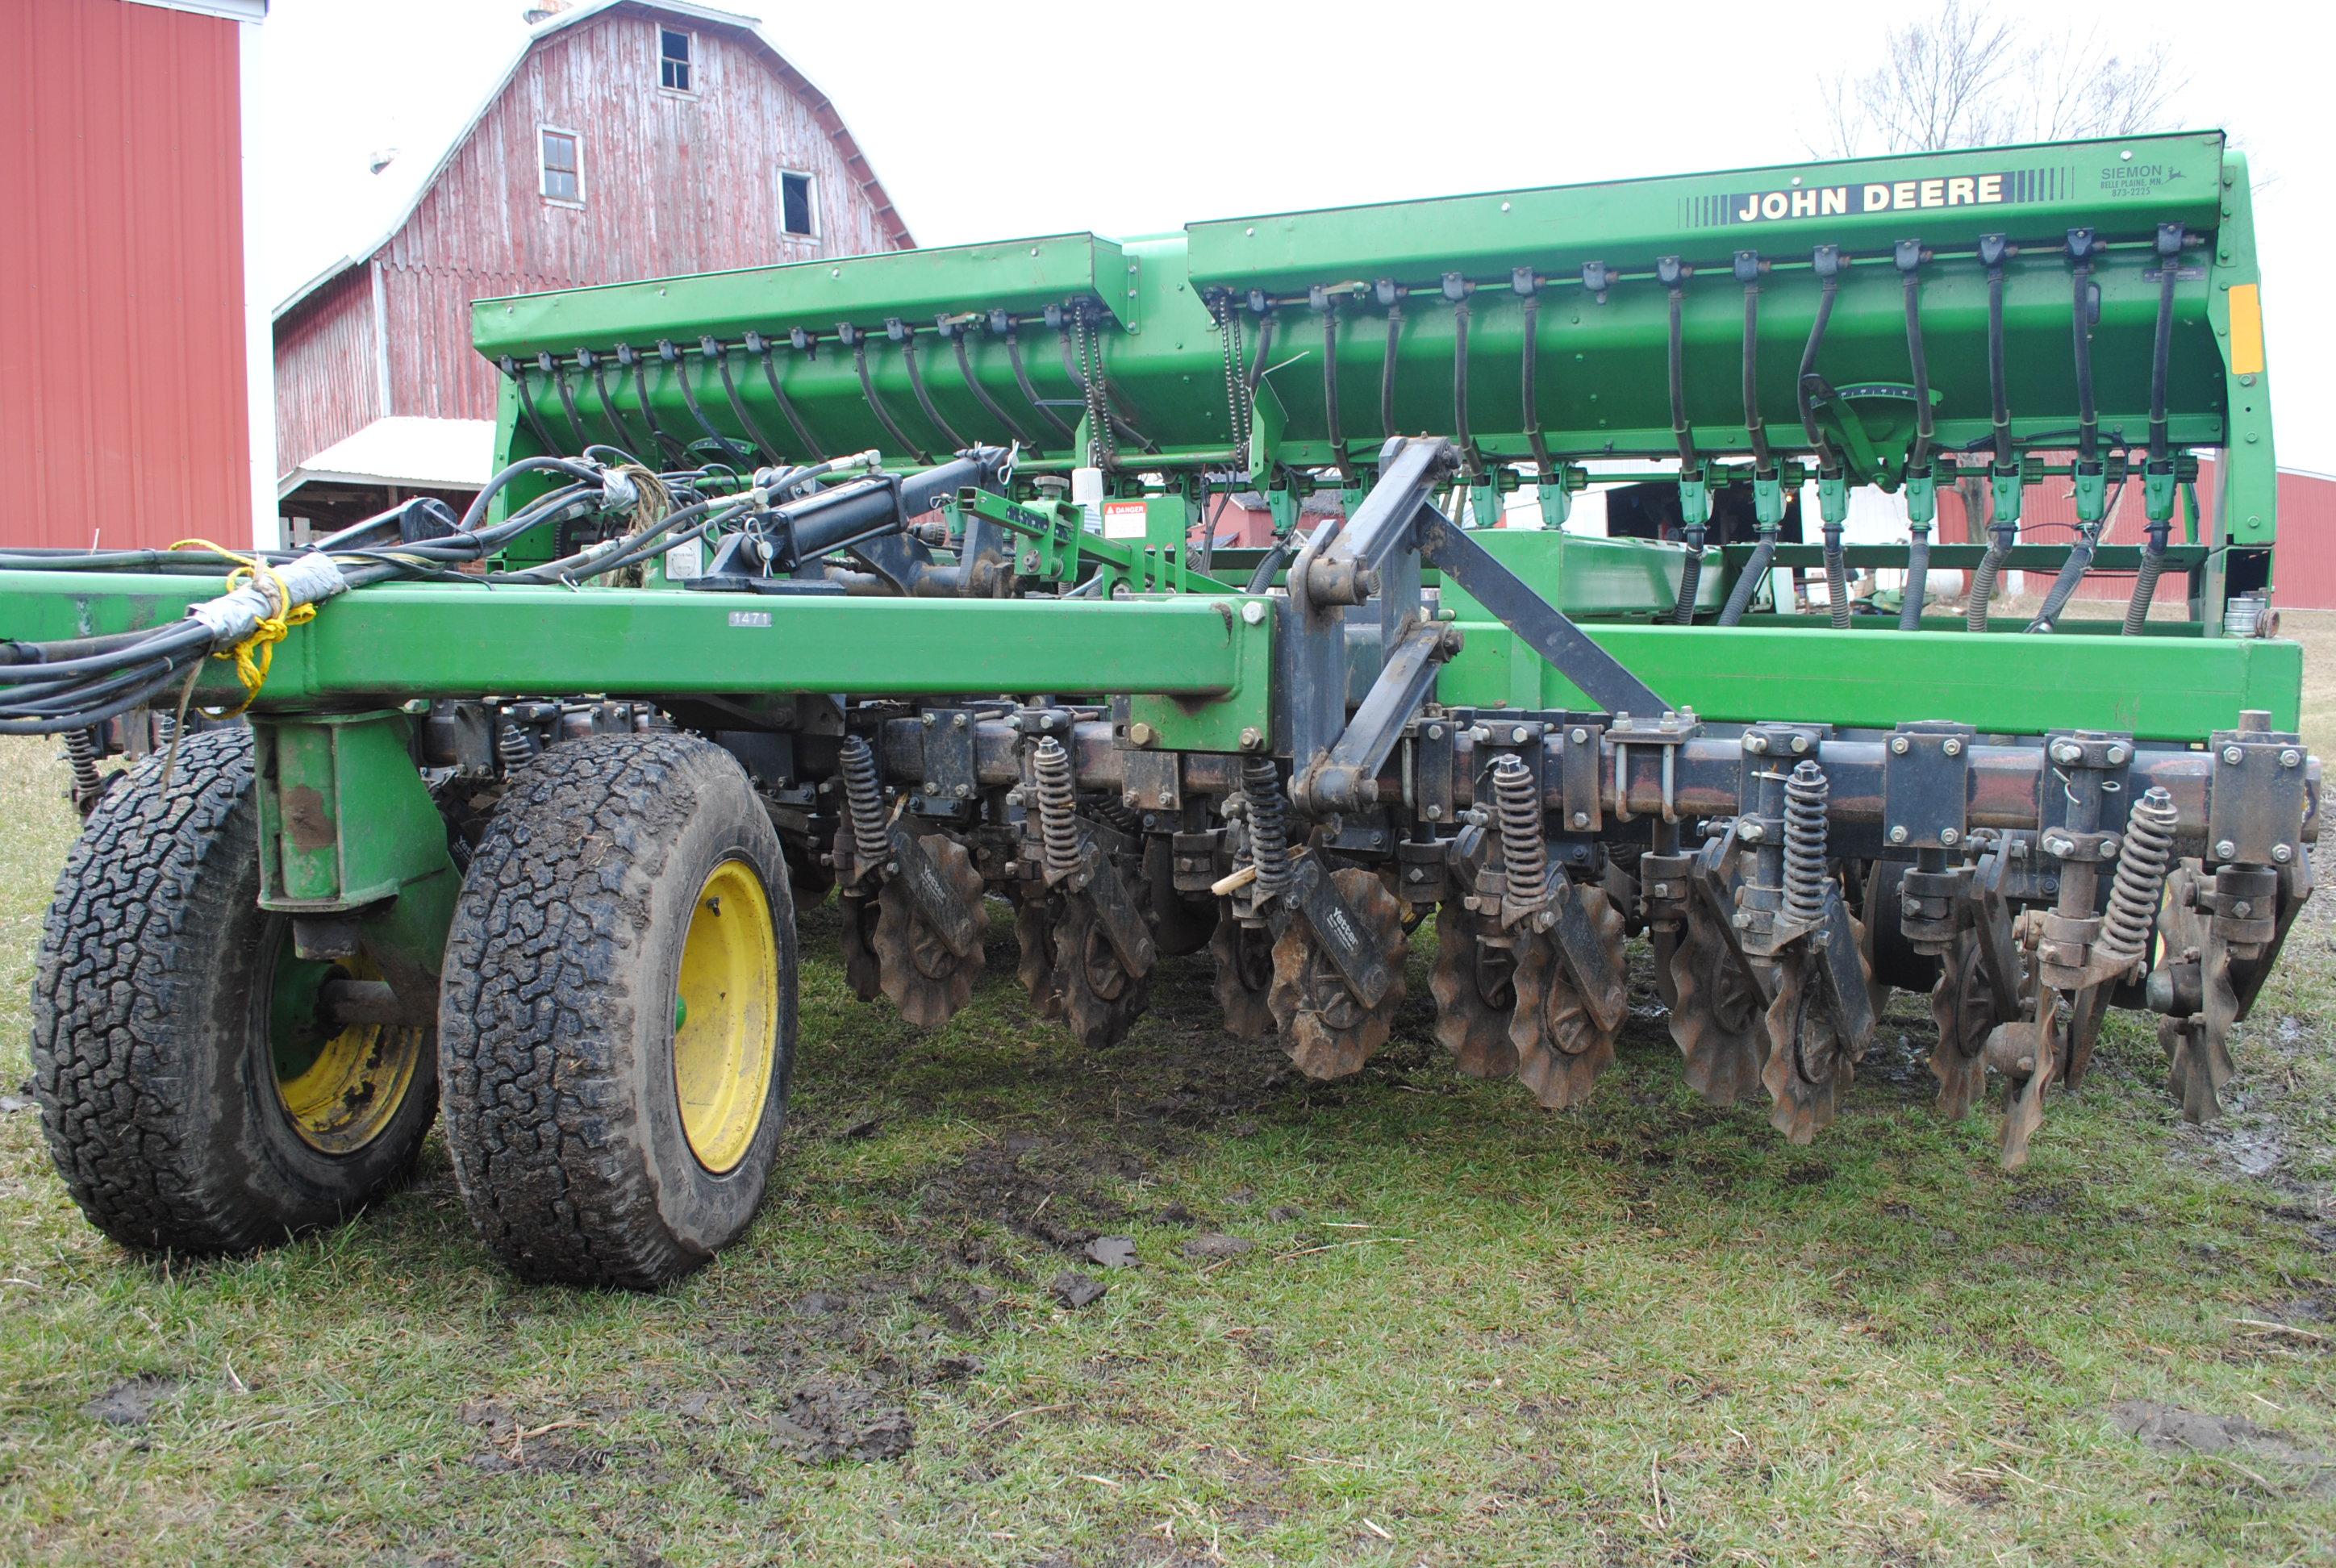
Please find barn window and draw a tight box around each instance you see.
[540,127,582,205]
[659,28,693,93]
[780,171,816,238]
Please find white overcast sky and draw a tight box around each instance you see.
[261,0,2336,472]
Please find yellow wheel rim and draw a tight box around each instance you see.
[269,950,425,1157]
[672,858,781,1174]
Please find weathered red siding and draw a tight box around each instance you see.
[273,265,380,476]
[277,5,904,473]
[0,0,251,548]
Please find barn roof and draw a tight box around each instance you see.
[266,0,912,323]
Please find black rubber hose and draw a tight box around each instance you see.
[1244,540,1292,594]
[1899,526,1929,631]
[2149,254,2177,462]
[1742,281,1769,471]
[1671,534,1703,625]
[1666,283,1694,469]
[1451,302,1475,473]
[1320,303,1342,454]
[1967,528,2013,633]
[1522,293,1551,478]
[2026,535,2099,632]
[1719,533,1774,626]
[1797,273,1841,467]
[1379,303,1402,436]
[1987,264,2012,466]
[2072,258,2099,465]
[1903,269,1933,470]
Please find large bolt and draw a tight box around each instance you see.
[1571,728,1589,744]
[2216,838,2237,859]
[1745,734,1769,754]
[1427,724,1445,740]
[1425,803,1443,819]
[1512,726,1529,744]
[1128,721,1158,747]
[1891,736,1910,755]
[1241,600,1266,626]
[2222,745,2245,765]
[1240,727,1264,751]
[1571,811,1590,828]
[1790,735,1809,754]
[2054,742,2083,765]
[1942,737,1964,757]
[2106,744,2128,765]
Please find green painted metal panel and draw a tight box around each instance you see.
[1186,133,2225,292]
[474,233,1133,356]
[253,711,457,910]
[1436,619,2301,740]
[0,573,1272,730]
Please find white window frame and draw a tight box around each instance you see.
[778,169,818,240]
[539,123,585,208]
[657,26,695,96]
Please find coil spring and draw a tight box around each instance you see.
[495,718,538,771]
[1093,795,1144,836]
[1032,737,1083,882]
[61,728,102,798]
[152,712,178,748]
[1491,754,1546,906]
[2099,786,2178,965]
[840,735,890,861]
[1241,756,1292,901]
[1782,760,1830,930]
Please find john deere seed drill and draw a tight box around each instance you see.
[6,131,2314,1287]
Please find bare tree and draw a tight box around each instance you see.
[1816,1,2185,157]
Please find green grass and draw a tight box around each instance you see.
[5,711,2336,1565]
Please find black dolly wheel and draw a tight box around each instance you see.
[437,732,797,1288]
[31,728,438,1254]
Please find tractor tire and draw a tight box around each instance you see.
[31,728,438,1254]
[438,732,796,1289]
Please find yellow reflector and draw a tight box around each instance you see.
[2229,283,2264,377]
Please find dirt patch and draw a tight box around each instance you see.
[2110,1399,2336,1483]
[82,1374,180,1427]
[771,1378,914,1464]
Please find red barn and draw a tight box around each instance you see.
[0,0,272,552]
[270,0,911,534]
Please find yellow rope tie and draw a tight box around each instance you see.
[169,538,319,715]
